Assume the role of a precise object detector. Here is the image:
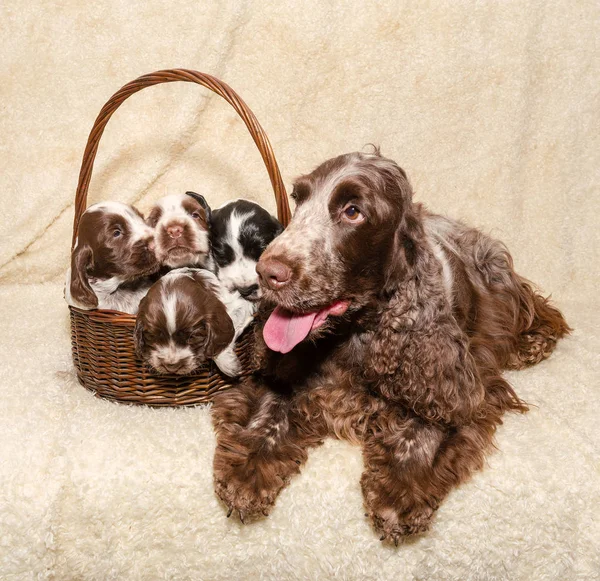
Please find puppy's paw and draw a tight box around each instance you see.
[214,345,242,377]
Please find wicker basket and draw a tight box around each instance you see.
[69,69,291,407]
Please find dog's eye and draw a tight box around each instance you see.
[113,229,122,238]
[173,330,189,343]
[342,205,364,223]
[191,212,201,219]
[290,190,298,201]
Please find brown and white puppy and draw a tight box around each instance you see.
[146,192,212,269]
[65,201,159,314]
[134,268,252,377]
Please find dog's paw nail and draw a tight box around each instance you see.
[365,513,369,517]
[394,537,399,547]
[239,511,245,524]
[380,534,386,541]
[262,509,269,517]
[226,507,233,518]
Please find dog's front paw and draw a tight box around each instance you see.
[361,470,436,545]
[214,455,292,522]
[367,503,434,545]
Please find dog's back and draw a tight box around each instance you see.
[424,213,570,371]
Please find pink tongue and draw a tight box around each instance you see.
[263,307,318,354]
[263,301,350,353]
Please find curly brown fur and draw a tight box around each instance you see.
[212,377,327,520]
[211,150,569,543]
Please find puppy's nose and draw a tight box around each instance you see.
[237,284,259,298]
[161,361,185,374]
[167,225,183,239]
[256,258,291,290]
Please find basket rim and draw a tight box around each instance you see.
[71,68,291,250]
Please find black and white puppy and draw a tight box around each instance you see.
[210,200,283,301]
[134,268,254,377]
[65,201,159,314]
[146,192,213,269]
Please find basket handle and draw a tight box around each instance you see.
[71,69,291,248]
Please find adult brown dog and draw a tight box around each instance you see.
[211,150,569,544]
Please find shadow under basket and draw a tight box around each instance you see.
[68,70,290,407]
[70,307,255,406]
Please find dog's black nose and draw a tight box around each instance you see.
[237,284,259,298]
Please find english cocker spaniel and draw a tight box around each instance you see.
[211,150,569,544]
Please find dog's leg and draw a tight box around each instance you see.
[361,410,497,545]
[508,278,571,369]
[470,233,570,370]
[211,377,325,521]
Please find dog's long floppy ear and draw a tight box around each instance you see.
[185,191,212,222]
[366,155,485,424]
[204,312,235,358]
[146,205,162,228]
[367,302,485,426]
[70,244,98,308]
[270,215,284,238]
[133,301,147,359]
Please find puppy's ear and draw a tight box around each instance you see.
[270,215,284,238]
[185,191,212,222]
[204,312,235,358]
[146,205,162,228]
[133,302,147,358]
[70,244,98,308]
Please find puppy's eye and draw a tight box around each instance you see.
[113,229,122,238]
[191,212,201,219]
[290,190,298,201]
[342,204,364,223]
[173,330,189,343]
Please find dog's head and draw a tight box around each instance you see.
[210,199,283,301]
[147,192,211,269]
[68,202,158,309]
[256,150,422,353]
[134,269,234,374]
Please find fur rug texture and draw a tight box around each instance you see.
[0,1,598,579]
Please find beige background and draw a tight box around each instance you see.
[0,1,598,580]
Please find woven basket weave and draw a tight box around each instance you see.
[69,69,290,407]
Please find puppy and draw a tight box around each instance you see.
[65,201,159,314]
[146,192,213,269]
[134,268,253,377]
[210,199,283,301]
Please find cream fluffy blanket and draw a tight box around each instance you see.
[1,1,598,579]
